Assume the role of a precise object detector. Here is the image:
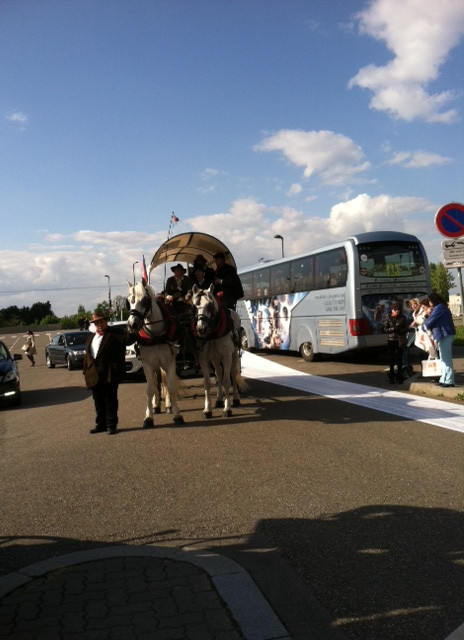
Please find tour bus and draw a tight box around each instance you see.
[236,231,430,361]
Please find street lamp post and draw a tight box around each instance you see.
[132,261,139,285]
[274,234,284,258]
[104,274,112,316]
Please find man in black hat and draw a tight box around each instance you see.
[83,311,135,435]
[213,252,244,310]
[190,254,215,290]
[165,263,192,312]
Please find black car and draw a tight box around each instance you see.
[0,340,22,407]
[45,331,92,370]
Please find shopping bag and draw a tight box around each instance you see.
[421,357,442,378]
[414,330,437,358]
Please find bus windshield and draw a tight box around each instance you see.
[358,241,426,278]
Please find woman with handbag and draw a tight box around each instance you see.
[423,293,456,388]
[23,330,37,366]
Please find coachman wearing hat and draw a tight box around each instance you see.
[83,311,136,435]
[213,252,244,310]
[165,263,192,312]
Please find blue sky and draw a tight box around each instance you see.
[1,0,463,315]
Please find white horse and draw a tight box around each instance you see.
[127,280,184,427]
[191,284,246,418]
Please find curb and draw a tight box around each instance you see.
[0,545,290,640]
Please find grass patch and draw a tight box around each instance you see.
[455,326,464,346]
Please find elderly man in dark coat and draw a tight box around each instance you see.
[83,311,135,435]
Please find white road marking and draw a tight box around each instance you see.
[241,351,464,434]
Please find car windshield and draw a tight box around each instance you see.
[67,333,89,346]
[0,344,9,360]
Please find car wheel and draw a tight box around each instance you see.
[66,356,74,371]
[46,353,55,369]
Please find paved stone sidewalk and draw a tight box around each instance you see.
[0,546,290,640]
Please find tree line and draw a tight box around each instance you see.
[0,263,456,327]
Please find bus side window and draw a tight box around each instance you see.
[290,256,312,292]
[270,263,290,296]
[256,267,270,299]
[241,272,254,299]
[328,249,347,287]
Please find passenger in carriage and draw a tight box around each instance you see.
[190,254,215,289]
[191,265,211,290]
[213,251,244,310]
[165,263,192,313]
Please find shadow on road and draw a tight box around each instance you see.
[19,386,90,408]
[1,504,463,640]
[249,504,464,640]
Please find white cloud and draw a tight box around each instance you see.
[197,167,227,194]
[0,230,164,316]
[200,168,219,178]
[349,0,464,123]
[5,111,28,130]
[287,183,303,197]
[197,184,215,194]
[387,150,452,168]
[255,129,370,186]
[6,111,28,124]
[327,193,434,237]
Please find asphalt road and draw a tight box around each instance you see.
[1,330,463,640]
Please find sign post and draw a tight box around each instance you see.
[435,203,464,322]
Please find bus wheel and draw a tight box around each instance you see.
[299,341,315,362]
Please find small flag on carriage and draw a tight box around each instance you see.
[142,255,148,282]
[172,213,179,223]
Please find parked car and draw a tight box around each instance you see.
[0,340,22,407]
[45,331,92,370]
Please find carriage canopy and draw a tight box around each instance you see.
[149,232,236,272]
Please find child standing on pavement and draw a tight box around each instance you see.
[383,303,408,384]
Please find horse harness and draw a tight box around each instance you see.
[191,294,233,342]
[129,288,179,347]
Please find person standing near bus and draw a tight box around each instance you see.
[213,251,244,310]
[383,303,408,384]
[423,292,456,388]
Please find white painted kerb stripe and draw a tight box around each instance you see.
[241,352,464,434]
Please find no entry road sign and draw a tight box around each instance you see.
[435,202,464,238]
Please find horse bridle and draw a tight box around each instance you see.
[128,285,167,337]
[192,292,218,335]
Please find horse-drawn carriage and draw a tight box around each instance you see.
[149,231,239,376]
[126,232,245,427]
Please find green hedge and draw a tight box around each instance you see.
[455,326,464,346]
